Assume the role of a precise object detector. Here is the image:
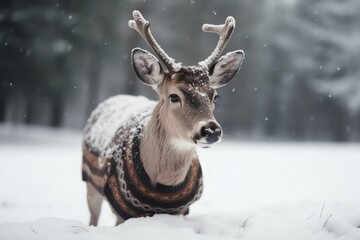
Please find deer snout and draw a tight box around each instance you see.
[201,123,222,143]
[196,121,222,147]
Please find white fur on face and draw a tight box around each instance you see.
[171,139,196,152]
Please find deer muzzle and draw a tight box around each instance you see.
[195,121,222,148]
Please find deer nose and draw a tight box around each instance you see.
[200,122,222,143]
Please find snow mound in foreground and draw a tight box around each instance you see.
[1,207,360,240]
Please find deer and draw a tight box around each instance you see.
[82,10,244,226]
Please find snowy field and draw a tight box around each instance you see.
[1,125,360,239]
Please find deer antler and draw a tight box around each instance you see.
[128,10,181,74]
[198,17,235,70]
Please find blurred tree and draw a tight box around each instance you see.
[294,0,360,141]
[309,1,360,113]
[0,0,76,126]
[267,0,360,141]
[308,0,360,141]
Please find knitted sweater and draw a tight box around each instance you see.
[82,96,203,220]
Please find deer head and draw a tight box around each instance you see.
[129,10,244,148]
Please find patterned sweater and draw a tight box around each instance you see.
[82,95,203,220]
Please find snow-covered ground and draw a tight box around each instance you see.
[1,124,360,239]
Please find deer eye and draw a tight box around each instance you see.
[169,94,180,103]
[214,95,220,104]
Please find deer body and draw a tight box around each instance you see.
[82,10,244,226]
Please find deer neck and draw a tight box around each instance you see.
[140,103,197,186]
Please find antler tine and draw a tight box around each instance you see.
[198,16,235,70]
[129,10,180,73]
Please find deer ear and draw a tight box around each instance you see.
[132,48,164,87]
[209,50,244,89]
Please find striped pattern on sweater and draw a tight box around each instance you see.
[82,125,203,220]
